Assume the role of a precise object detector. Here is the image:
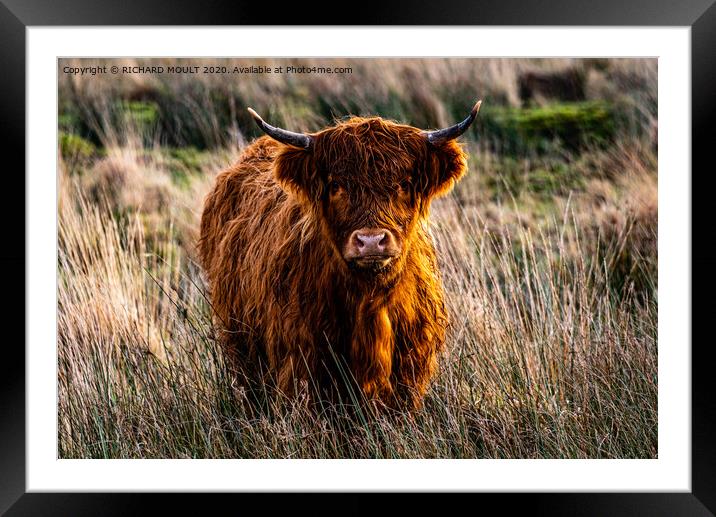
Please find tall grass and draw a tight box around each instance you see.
[58,58,657,458]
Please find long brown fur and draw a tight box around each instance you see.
[199,116,469,410]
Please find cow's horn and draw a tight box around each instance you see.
[422,100,482,145]
[247,108,313,150]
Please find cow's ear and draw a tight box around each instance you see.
[274,146,322,203]
[419,139,469,199]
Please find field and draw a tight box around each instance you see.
[58,58,658,458]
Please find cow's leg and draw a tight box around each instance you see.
[351,306,394,402]
[393,326,443,410]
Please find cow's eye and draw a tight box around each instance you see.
[329,181,343,195]
[399,180,411,194]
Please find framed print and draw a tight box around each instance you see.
[3,0,714,514]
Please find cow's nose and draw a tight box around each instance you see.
[347,228,398,260]
[355,230,387,254]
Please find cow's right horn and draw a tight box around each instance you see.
[422,100,482,145]
[247,108,314,150]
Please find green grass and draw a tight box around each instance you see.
[479,101,618,154]
[59,131,98,162]
[118,100,160,130]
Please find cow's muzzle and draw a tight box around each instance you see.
[343,228,400,270]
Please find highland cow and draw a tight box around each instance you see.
[199,101,481,410]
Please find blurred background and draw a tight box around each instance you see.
[59,58,656,149]
[57,58,658,459]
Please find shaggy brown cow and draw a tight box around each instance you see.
[199,101,481,409]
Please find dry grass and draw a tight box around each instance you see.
[57,58,657,458]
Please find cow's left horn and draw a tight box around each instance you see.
[422,100,482,145]
[247,108,314,150]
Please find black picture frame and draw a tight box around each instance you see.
[2,1,713,514]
